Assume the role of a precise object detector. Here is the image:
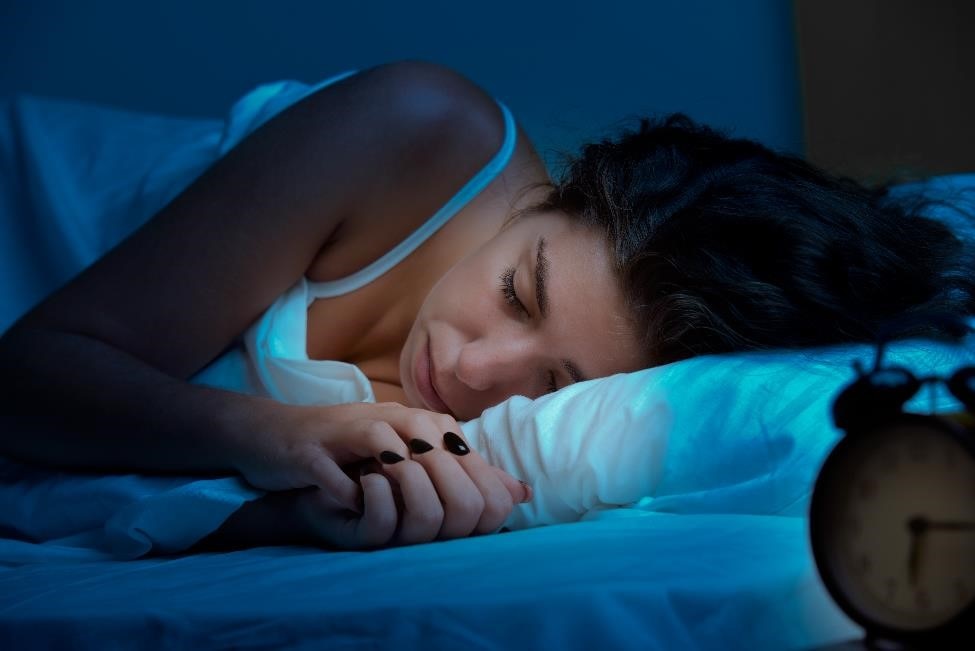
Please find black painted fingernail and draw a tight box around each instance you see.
[380,450,404,464]
[408,438,434,454]
[443,431,470,456]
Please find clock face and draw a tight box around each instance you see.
[811,416,975,636]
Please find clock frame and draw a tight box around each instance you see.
[809,411,975,648]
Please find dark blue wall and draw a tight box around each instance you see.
[0,0,803,170]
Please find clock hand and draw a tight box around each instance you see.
[904,516,972,585]
[907,516,927,535]
[923,519,975,532]
[908,516,975,532]
[907,533,922,586]
[906,516,927,587]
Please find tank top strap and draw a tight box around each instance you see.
[304,99,518,301]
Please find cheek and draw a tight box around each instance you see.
[425,264,487,318]
[416,252,515,349]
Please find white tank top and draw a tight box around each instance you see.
[191,72,519,406]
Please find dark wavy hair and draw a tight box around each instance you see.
[517,114,975,366]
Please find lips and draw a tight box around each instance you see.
[416,335,451,414]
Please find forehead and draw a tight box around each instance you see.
[506,213,645,376]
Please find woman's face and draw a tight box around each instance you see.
[399,212,644,421]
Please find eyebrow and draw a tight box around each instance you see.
[534,236,589,384]
[534,237,549,318]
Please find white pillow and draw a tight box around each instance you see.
[467,172,975,530]
[463,336,975,530]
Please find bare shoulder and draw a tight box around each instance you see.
[305,60,550,282]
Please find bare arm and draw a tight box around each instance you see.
[0,60,505,475]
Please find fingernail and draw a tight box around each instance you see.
[380,450,404,464]
[443,431,470,456]
[408,438,434,454]
[519,480,534,503]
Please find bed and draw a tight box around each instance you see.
[2,70,974,650]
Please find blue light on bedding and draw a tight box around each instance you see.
[0,514,860,650]
[2,73,973,650]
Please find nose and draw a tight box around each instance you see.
[454,335,534,393]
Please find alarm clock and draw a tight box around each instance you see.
[809,320,975,649]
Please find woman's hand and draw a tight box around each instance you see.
[229,401,531,549]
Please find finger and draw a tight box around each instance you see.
[375,407,456,452]
[307,453,363,514]
[404,448,486,539]
[353,411,463,541]
[375,419,524,537]
[491,466,533,505]
[342,458,372,482]
[362,461,406,515]
[379,459,443,545]
[346,419,412,467]
[441,429,531,504]
[438,430,530,533]
[351,473,398,548]
[322,419,410,468]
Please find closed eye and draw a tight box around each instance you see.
[499,267,529,316]
[501,267,560,394]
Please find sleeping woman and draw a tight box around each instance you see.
[0,60,972,551]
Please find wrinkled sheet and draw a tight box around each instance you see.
[0,513,861,651]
